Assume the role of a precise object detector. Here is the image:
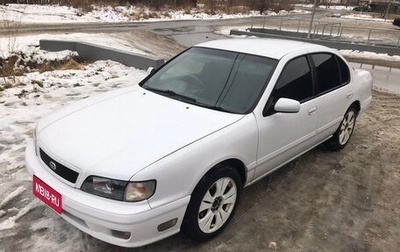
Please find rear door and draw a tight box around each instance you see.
[309,53,353,142]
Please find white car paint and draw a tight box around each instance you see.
[25,38,373,247]
[37,86,244,183]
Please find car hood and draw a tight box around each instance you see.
[38,87,244,182]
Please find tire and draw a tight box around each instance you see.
[182,164,242,241]
[328,106,358,150]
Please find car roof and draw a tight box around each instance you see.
[195,38,330,60]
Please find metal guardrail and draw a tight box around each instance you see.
[249,17,400,48]
[250,17,343,37]
[313,22,342,37]
[229,28,400,65]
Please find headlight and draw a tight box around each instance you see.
[81,176,156,202]
[124,181,156,202]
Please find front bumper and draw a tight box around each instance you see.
[25,141,190,247]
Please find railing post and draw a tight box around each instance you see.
[367,28,372,45]
[297,20,300,33]
[247,17,398,50]
[312,24,318,39]
[338,26,343,41]
[397,34,400,48]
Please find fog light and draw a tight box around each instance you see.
[110,230,131,240]
[157,218,178,232]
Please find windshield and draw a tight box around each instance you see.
[141,47,277,114]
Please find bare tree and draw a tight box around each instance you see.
[175,0,197,7]
[206,0,217,14]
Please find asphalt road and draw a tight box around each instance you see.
[2,7,398,54]
[0,8,336,46]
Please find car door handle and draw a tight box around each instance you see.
[346,92,354,99]
[308,107,318,115]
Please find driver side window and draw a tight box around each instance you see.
[274,56,313,102]
[264,56,313,116]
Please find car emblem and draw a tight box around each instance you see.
[49,161,57,171]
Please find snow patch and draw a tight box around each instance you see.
[0,186,26,209]
[340,50,400,62]
[0,4,310,24]
[0,33,148,59]
[0,199,40,231]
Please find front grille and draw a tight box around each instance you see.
[39,148,79,183]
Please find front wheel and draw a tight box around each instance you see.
[328,107,358,150]
[182,165,242,241]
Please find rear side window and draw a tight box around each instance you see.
[274,56,313,102]
[337,56,350,84]
[312,53,349,93]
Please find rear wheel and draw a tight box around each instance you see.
[328,107,357,150]
[182,165,242,241]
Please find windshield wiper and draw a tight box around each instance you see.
[143,86,197,103]
[143,86,232,113]
[198,103,231,113]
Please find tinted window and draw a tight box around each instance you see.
[337,56,350,84]
[312,53,342,93]
[274,56,313,102]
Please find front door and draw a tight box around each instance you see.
[254,55,318,179]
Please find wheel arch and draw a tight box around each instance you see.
[201,158,247,188]
[220,158,247,186]
[182,158,246,240]
[326,101,360,151]
[350,100,361,115]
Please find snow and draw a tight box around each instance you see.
[340,50,400,62]
[0,33,149,59]
[0,3,399,250]
[0,3,309,24]
[296,4,353,11]
[0,63,146,244]
[0,199,40,231]
[0,186,26,209]
[341,13,393,22]
[0,3,391,25]
[1,60,147,135]
[0,4,129,23]
[1,55,146,234]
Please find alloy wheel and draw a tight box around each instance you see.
[197,177,237,234]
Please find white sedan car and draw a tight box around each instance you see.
[25,38,372,247]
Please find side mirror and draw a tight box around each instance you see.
[274,98,300,113]
[147,67,155,75]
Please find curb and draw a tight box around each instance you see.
[39,40,165,70]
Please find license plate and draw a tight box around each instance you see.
[33,176,62,214]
